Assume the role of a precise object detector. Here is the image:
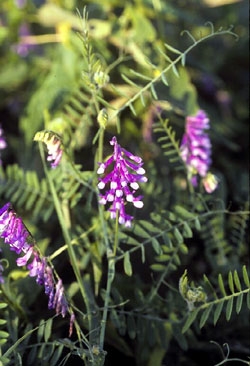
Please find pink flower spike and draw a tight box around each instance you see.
[98,137,147,226]
[180,110,218,193]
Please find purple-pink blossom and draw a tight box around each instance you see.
[14,23,35,57]
[33,131,63,168]
[97,136,147,227]
[180,110,218,193]
[46,137,63,168]
[0,203,73,333]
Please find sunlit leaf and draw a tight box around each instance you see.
[182,308,200,333]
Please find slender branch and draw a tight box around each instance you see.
[99,213,119,350]
[109,27,237,124]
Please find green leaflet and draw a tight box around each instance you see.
[242,265,250,287]
[226,297,234,321]
[200,305,213,328]
[124,252,133,276]
[44,318,53,343]
[214,301,224,325]
[236,293,243,314]
[218,273,227,297]
[182,308,200,333]
[153,118,184,171]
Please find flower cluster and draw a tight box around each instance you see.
[0,125,7,166]
[97,136,147,227]
[180,110,218,193]
[34,130,63,168]
[0,203,74,334]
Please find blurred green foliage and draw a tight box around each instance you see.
[0,0,249,365]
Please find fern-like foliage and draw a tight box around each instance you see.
[105,286,176,361]
[153,117,185,171]
[181,265,250,333]
[115,206,203,312]
[118,214,188,275]
[0,164,54,221]
[108,23,238,122]
[0,316,66,366]
[194,199,250,268]
[200,208,231,267]
[23,318,65,366]
[228,202,249,257]
[0,290,10,366]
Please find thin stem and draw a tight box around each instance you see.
[95,127,119,352]
[38,144,94,337]
[115,209,250,262]
[99,252,115,351]
[49,223,97,261]
[109,28,237,124]
[20,34,62,45]
[146,245,180,304]
[214,358,250,366]
[98,215,120,351]
[99,213,119,350]
[98,128,104,165]
[63,151,96,192]
[113,211,119,257]
[152,0,165,41]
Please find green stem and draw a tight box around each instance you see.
[99,252,115,351]
[38,144,95,341]
[98,128,104,165]
[99,215,119,351]
[146,245,179,305]
[97,126,119,351]
[113,211,119,257]
[108,27,237,124]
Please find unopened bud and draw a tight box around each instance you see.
[93,71,109,88]
[97,108,108,129]
[202,172,219,193]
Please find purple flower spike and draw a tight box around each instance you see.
[180,110,218,193]
[0,203,30,254]
[0,203,74,331]
[97,136,147,227]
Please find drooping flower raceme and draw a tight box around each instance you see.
[97,136,147,227]
[34,130,63,168]
[180,110,218,193]
[0,203,73,333]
